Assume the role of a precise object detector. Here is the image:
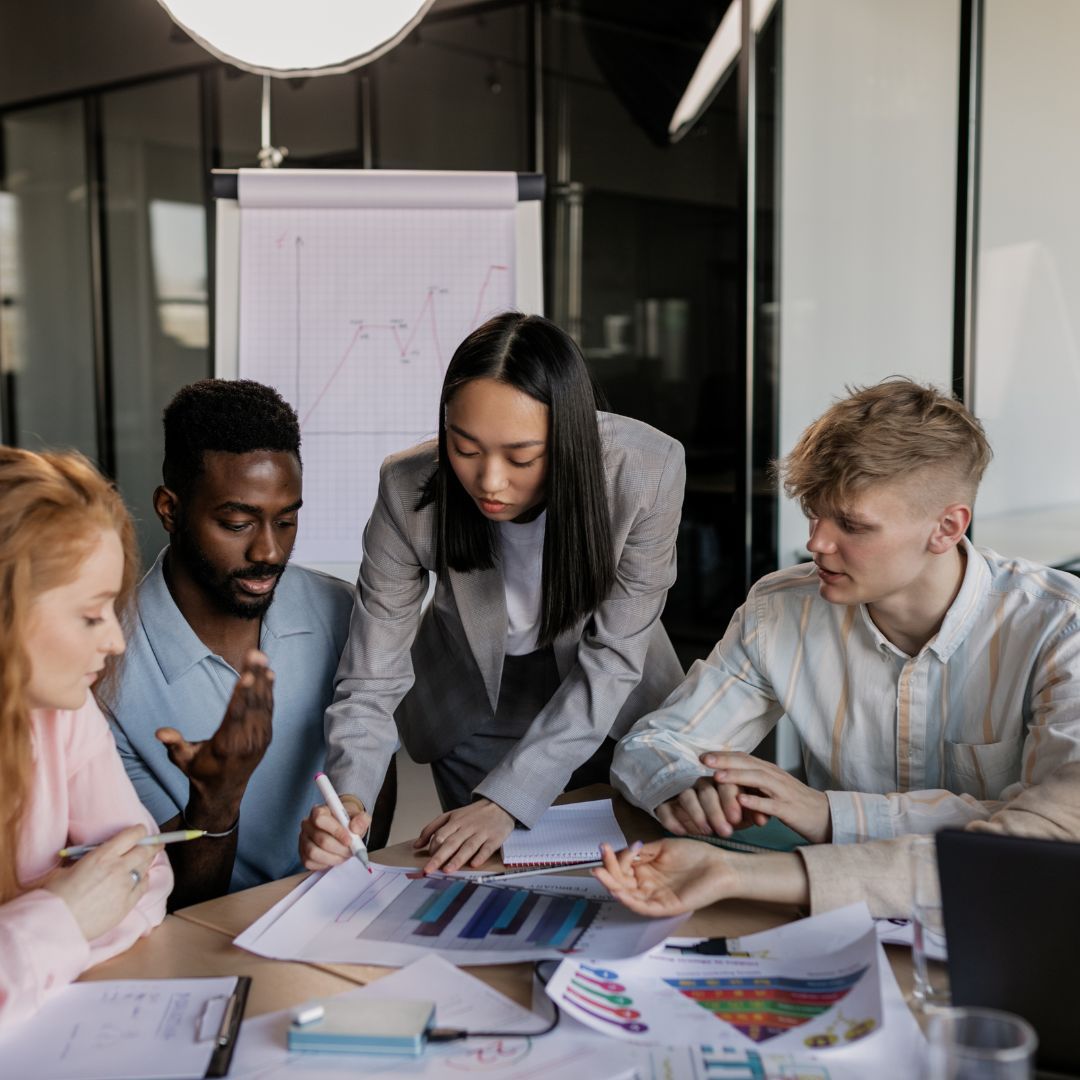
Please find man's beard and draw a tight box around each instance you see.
[173,526,288,620]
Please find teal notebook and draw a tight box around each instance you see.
[678,817,808,853]
[288,999,435,1056]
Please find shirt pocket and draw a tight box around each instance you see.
[944,738,1021,800]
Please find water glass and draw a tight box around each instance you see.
[911,834,950,1008]
[926,1007,1038,1079]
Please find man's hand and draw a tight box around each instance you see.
[414,799,514,874]
[592,839,743,917]
[655,776,769,837]
[299,795,372,870]
[44,825,157,942]
[703,751,832,844]
[156,649,274,830]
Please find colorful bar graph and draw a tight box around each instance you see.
[413,881,477,936]
[492,890,538,935]
[459,888,515,940]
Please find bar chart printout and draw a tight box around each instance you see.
[235,861,683,966]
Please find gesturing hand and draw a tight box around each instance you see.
[299,795,372,871]
[414,799,515,874]
[155,649,274,827]
[702,751,832,844]
[655,776,769,838]
[44,825,157,942]
[592,840,741,917]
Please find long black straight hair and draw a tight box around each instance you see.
[419,312,615,646]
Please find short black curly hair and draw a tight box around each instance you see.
[162,379,301,497]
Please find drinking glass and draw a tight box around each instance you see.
[926,1006,1038,1079]
[911,834,950,1008]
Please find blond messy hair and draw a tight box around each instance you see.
[776,378,993,520]
[0,448,139,904]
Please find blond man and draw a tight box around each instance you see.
[612,379,1080,844]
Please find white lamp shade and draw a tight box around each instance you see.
[157,0,436,77]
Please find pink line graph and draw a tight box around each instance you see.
[299,265,509,430]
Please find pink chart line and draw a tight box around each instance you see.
[299,266,508,429]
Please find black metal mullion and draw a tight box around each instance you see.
[200,68,220,378]
[952,0,983,408]
[735,0,756,597]
[83,95,116,477]
[527,0,544,175]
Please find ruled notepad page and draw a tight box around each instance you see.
[502,799,628,867]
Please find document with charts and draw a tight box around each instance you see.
[235,861,683,966]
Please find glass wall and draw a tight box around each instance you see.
[0,100,97,458]
[102,73,210,560]
[776,0,959,567]
[544,2,748,659]
[971,0,1080,568]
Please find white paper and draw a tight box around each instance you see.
[235,860,683,966]
[229,954,638,1080]
[503,799,628,868]
[237,173,517,564]
[0,976,237,1080]
[547,905,883,1053]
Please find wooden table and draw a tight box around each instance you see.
[166,784,915,1011]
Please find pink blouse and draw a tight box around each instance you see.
[0,697,172,1030]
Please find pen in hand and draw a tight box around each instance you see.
[314,772,372,872]
[58,829,205,860]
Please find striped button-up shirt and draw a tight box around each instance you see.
[611,538,1080,842]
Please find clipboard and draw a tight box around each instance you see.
[206,975,252,1078]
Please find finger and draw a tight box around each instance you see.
[154,728,199,769]
[713,761,772,783]
[240,648,270,673]
[469,837,502,869]
[700,750,753,771]
[93,824,150,856]
[676,789,711,835]
[299,821,350,869]
[737,792,777,819]
[672,803,699,836]
[308,807,354,854]
[349,811,372,837]
[423,833,466,874]
[696,782,734,837]
[717,782,743,829]
[655,802,687,836]
[415,812,451,849]
[444,833,486,873]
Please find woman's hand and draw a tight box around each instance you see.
[299,795,371,870]
[591,839,742,917]
[414,799,514,874]
[43,825,157,942]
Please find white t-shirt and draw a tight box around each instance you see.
[499,510,546,656]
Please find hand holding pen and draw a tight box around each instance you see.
[44,825,158,942]
[298,773,372,872]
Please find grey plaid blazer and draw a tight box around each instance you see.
[324,412,686,827]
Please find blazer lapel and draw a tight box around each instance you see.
[448,563,507,713]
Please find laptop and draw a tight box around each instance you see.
[937,829,1080,1078]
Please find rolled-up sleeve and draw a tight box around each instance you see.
[611,590,784,815]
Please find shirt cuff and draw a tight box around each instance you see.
[826,790,894,843]
[473,775,548,829]
[610,761,712,818]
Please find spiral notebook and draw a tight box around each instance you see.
[502,798,628,868]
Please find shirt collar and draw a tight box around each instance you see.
[138,548,316,684]
[857,536,990,662]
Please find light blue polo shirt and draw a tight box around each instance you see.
[108,549,354,892]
